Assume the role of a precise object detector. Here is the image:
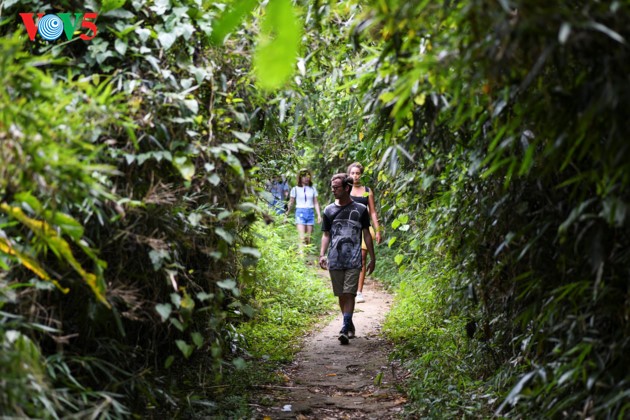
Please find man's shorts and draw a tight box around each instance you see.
[329,269,361,296]
[295,208,315,225]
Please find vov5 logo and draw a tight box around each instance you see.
[19,12,98,41]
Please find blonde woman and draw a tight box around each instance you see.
[347,162,382,302]
[286,168,322,250]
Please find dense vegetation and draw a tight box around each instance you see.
[1,0,629,418]
[308,1,630,417]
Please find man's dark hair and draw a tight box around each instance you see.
[331,173,353,191]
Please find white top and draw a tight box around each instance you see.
[290,186,318,208]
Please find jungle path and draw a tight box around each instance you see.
[252,265,407,419]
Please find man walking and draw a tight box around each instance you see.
[319,173,375,344]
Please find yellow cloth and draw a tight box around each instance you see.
[361,226,376,250]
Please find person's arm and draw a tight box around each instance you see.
[286,197,295,215]
[286,187,295,215]
[363,227,376,275]
[319,231,330,269]
[283,183,289,199]
[313,196,322,224]
[367,189,382,244]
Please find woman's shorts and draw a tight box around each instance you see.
[295,207,315,225]
[361,226,376,250]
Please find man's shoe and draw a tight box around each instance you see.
[338,331,349,345]
[355,292,365,303]
[347,328,356,339]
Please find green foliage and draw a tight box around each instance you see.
[338,0,630,417]
[237,221,335,361]
[0,0,294,415]
[167,221,335,418]
[211,0,304,90]
[2,0,628,417]
[382,250,497,418]
[253,0,303,90]
[278,0,630,417]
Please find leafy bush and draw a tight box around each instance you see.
[347,0,630,417]
[238,221,335,362]
[291,0,630,417]
[0,0,293,415]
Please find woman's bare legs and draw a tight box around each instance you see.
[296,224,306,253]
[304,225,314,245]
[356,249,368,302]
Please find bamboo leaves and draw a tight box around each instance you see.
[0,203,108,307]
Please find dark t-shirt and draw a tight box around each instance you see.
[321,201,371,270]
[350,186,370,206]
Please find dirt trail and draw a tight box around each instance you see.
[252,269,407,419]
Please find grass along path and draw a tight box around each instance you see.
[251,261,407,419]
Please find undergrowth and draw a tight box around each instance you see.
[239,220,335,361]
[193,219,335,417]
[381,246,498,418]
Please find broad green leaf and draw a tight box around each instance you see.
[225,153,244,178]
[208,173,221,186]
[232,357,246,369]
[164,355,175,368]
[210,0,258,44]
[176,340,193,358]
[15,192,42,213]
[115,38,128,55]
[239,247,261,258]
[155,303,172,322]
[232,131,251,142]
[241,304,255,318]
[191,332,204,348]
[170,292,182,308]
[394,254,404,265]
[158,31,177,50]
[215,228,234,244]
[188,212,202,226]
[173,156,195,181]
[196,292,214,301]
[184,99,198,114]
[149,249,170,271]
[217,279,237,291]
[170,318,185,332]
[102,0,126,14]
[253,0,302,90]
[47,211,84,241]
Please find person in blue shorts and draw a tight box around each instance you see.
[286,168,322,251]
